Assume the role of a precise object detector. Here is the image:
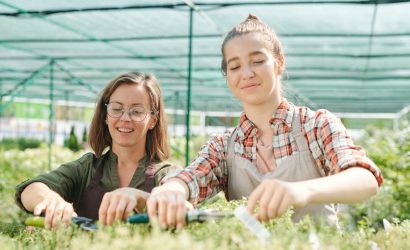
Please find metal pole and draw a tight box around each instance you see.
[64,90,69,142]
[48,60,55,170]
[185,7,194,166]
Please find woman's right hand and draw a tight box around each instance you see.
[21,182,76,229]
[147,180,191,229]
[33,195,76,229]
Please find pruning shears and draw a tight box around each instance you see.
[25,209,233,231]
[25,216,98,231]
[128,208,233,223]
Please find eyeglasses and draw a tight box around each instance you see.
[105,102,156,122]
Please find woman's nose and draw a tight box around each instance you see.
[242,65,255,79]
[119,110,132,121]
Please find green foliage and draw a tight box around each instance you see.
[0,127,409,249]
[169,135,208,166]
[64,126,80,152]
[0,138,43,151]
[351,126,410,228]
[81,127,88,145]
[0,197,409,249]
[0,145,84,223]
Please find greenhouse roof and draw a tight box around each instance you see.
[0,0,409,115]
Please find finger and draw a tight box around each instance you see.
[158,195,169,228]
[247,183,266,214]
[184,200,194,212]
[114,199,128,222]
[105,198,118,225]
[51,203,66,228]
[33,200,47,216]
[147,195,158,220]
[99,194,110,225]
[44,199,56,229]
[62,204,75,226]
[166,194,178,228]
[276,193,292,217]
[258,187,275,222]
[176,195,186,229]
[124,200,137,220]
[267,189,285,220]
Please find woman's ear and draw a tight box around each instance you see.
[149,116,158,130]
[276,54,285,75]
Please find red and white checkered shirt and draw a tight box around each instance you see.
[164,99,383,204]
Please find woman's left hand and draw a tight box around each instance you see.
[99,187,149,225]
[247,179,310,222]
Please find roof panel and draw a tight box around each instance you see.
[1,0,409,114]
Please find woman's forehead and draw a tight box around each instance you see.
[109,84,151,106]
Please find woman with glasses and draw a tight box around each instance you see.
[15,72,179,229]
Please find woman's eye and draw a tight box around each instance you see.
[253,60,265,64]
[131,110,144,116]
[229,65,240,71]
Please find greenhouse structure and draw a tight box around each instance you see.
[0,1,409,249]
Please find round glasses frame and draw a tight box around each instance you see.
[105,103,156,122]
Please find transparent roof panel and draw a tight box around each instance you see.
[1,0,409,114]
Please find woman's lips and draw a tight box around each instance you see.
[241,83,260,90]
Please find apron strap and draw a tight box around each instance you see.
[144,161,155,193]
[290,109,310,152]
[225,127,238,200]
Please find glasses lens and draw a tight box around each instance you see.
[107,103,123,118]
[129,106,147,121]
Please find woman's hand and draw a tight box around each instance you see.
[147,180,192,229]
[247,179,310,222]
[21,182,76,229]
[33,195,77,229]
[99,187,149,225]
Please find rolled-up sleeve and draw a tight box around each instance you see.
[161,133,230,205]
[314,110,383,186]
[15,153,92,212]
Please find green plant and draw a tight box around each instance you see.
[0,138,43,151]
[64,126,80,152]
[350,126,410,228]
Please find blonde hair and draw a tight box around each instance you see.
[88,72,169,162]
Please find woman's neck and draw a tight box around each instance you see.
[112,144,146,169]
[243,95,282,134]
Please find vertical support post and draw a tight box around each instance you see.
[185,7,194,166]
[48,60,55,170]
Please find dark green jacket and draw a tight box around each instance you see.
[15,150,180,212]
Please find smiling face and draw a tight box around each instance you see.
[224,33,282,108]
[106,83,156,153]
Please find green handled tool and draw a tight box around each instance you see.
[24,209,232,231]
[25,216,98,231]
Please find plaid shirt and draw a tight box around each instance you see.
[164,99,383,204]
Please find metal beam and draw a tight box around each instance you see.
[185,7,194,166]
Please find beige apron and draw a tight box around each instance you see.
[227,111,338,225]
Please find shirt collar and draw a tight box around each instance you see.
[269,98,294,130]
[106,149,148,166]
[237,98,295,140]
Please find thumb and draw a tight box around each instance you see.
[33,201,47,216]
[184,201,194,212]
